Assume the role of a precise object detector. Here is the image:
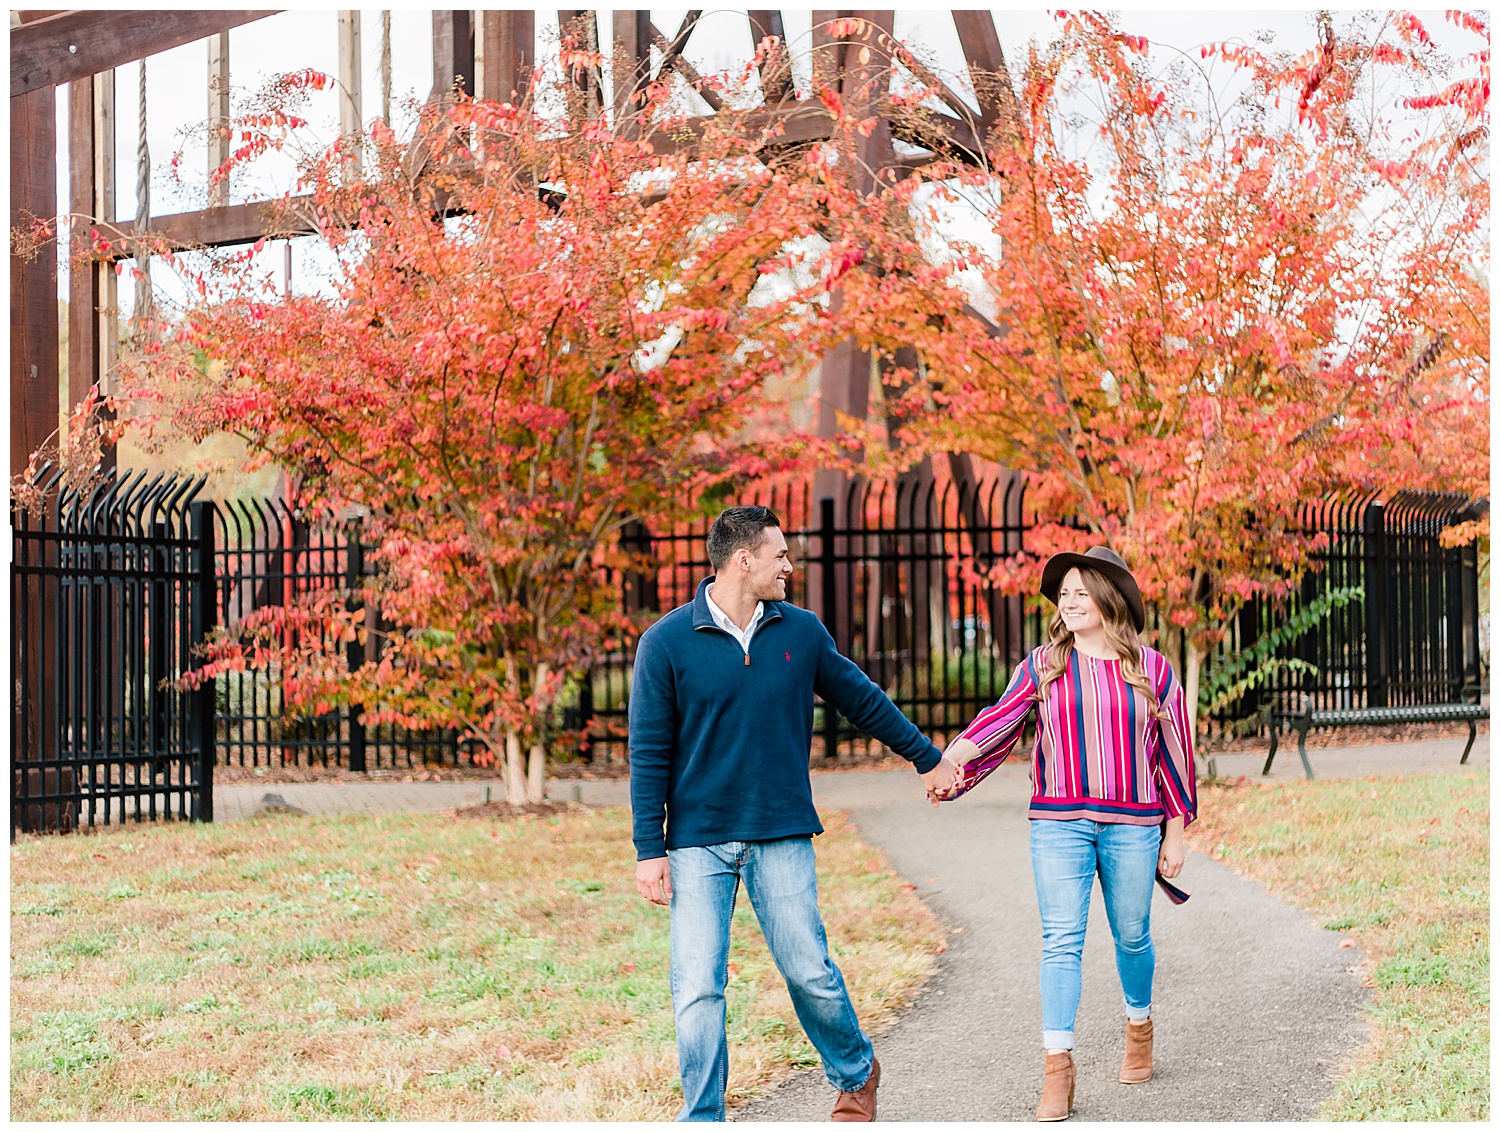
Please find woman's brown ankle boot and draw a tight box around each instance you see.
[1037,1051,1075,1121]
[1119,1018,1153,1083]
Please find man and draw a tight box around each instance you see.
[629,505,959,1122]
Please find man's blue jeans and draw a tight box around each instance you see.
[1030,818,1161,1050]
[667,837,875,1121]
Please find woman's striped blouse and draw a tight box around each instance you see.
[952,645,1198,826]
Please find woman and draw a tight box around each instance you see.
[934,545,1197,1121]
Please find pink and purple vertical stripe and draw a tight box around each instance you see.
[952,646,1198,827]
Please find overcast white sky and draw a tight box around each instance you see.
[49,7,1484,309]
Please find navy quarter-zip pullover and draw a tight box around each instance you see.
[629,575,944,860]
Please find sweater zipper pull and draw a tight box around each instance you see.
[744,652,751,666]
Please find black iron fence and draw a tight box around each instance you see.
[11,465,1487,833]
[11,469,215,834]
[213,498,479,771]
[1232,491,1488,713]
[584,468,1043,761]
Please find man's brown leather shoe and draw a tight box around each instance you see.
[1036,1051,1075,1121]
[830,1055,880,1122]
[1120,1018,1153,1083]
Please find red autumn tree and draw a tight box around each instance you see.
[131,55,878,801]
[880,10,1489,722]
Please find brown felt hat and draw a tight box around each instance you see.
[1039,545,1146,633]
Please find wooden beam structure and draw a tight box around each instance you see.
[558,10,605,117]
[650,18,725,114]
[431,9,475,98]
[10,8,285,477]
[11,9,280,97]
[11,84,59,477]
[477,10,533,104]
[94,197,319,258]
[67,76,97,416]
[748,10,791,104]
[207,32,230,206]
[11,6,1025,756]
[952,9,1020,139]
[338,10,362,176]
[612,8,653,120]
[92,70,119,400]
[13,7,1019,482]
[813,10,891,536]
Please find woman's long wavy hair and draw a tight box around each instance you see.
[1034,565,1169,721]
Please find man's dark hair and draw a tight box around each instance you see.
[707,506,781,572]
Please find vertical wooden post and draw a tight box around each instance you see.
[846,11,895,194]
[379,11,392,123]
[432,10,475,99]
[810,10,850,93]
[11,85,60,479]
[338,11,362,176]
[748,10,790,104]
[67,76,98,425]
[611,10,652,122]
[478,11,534,103]
[94,70,118,404]
[558,10,603,117]
[207,33,230,205]
[952,10,1018,141]
[811,12,895,533]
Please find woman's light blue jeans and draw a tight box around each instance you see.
[667,837,874,1122]
[1030,818,1161,1050]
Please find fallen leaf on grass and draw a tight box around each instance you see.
[495,1044,512,1060]
[900,883,916,892]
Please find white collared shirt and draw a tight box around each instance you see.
[705,583,764,656]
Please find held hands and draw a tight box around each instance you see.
[635,857,672,905]
[921,738,979,807]
[1158,817,1186,879]
[919,756,960,807]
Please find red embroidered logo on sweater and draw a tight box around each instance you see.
[785,651,791,662]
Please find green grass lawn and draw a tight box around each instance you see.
[11,807,944,1120]
[1188,770,1489,1121]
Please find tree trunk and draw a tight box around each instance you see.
[527,739,547,804]
[1182,630,1207,779]
[526,662,551,804]
[1183,636,1202,734]
[504,728,527,805]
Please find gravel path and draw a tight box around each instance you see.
[738,765,1373,1122]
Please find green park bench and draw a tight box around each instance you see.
[1261,689,1489,780]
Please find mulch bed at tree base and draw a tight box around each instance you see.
[450,800,594,821]
[211,719,1487,786]
[213,764,504,786]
